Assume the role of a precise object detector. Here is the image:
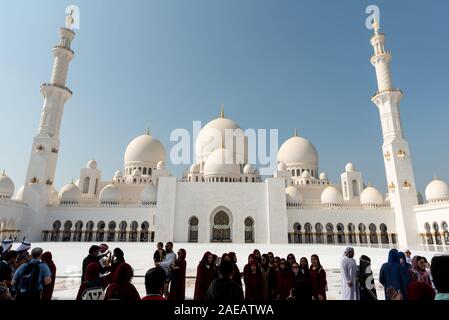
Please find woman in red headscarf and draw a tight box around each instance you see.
[309,254,327,300]
[228,252,242,287]
[41,251,56,301]
[244,263,262,301]
[194,251,217,300]
[104,263,140,301]
[168,248,187,300]
[76,262,107,300]
[243,254,256,279]
[275,258,293,300]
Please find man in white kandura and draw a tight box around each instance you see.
[341,247,359,300]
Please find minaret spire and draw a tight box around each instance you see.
[220,104,225,118]
[369,16,419,248]
[24,12,76,197]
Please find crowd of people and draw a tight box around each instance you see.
[1,238,449,301]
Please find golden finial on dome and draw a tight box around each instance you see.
[373,15,380,35]
[65,9,75,28]
[1,169,5,175]
[294,128,298,137]
[220,104,225,118]
[146,128,151,135]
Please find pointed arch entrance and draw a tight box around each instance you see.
[211,209,232,243]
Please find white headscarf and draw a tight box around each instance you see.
[1,239,13,253]
[16,241,31,252]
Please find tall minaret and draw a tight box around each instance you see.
[370,18,419,248]
[23,13,75,199]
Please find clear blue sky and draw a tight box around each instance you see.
[0,0,448,195]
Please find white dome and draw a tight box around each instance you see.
[74,179,80,187]
[301,170,311,179]
[59,183,81,203]
[425,179,449,202]
[190,163,200,174]
[15,185,25,201]
[319,172,328,180]
[203,148,241,178]
[157,161,166,170]
[360,186,384,206]
[285,186,303,205]
[0,171,15,199]
[99,184,121,203]
[277,136,318,167]
[87,159,97,169]
[345,163,356,172]
[195,116,247,164]
[114,170,124,178]
[131,168,141,176]
[277,162,287,171]
[243,164,255,174]
[124,134,165,165]
[141,184,157,203]
[321,186,343,205]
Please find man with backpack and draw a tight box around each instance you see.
[11,247,52,301]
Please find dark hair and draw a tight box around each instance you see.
[3,250,17,262]
[145,267,166,294]
[113,248,124,260]
[431,255,449,293]
[310,254,323,269]
[219,260,234,277]
[89,245,100,255]
[157,242,163,247]
[166,242,173,246]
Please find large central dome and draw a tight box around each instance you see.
[195,111,248,165]
[124,133,166,166]
[277,135,319,168]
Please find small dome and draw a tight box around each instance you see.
[190,163,200,174]
[99,184,121,203]
[345,163,356,172]
[321,186,343,205]
[243,164,255,174]
[59,183,81,203]
[285,186,303,205]
[131,168,141,176]
[425,179,449,202]
[124,134,166,166]
[141,184,157,203]
[87,159,97,169]
[0,171,15,199]
[319,172,328,180]
[277,135,318,167]
[360,186,384,206]
[157,161,165,170]
[114,170,124,178]
[203,148,241,178]
[301,170,311,179]
[277,162,287,171]
[15,185,25,201]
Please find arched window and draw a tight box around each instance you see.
[292,223,302,244]
[189,217,199,243]
[337,223,345,244]
[195,176,198,182]
[244,217,254,243]
[245,177,248,182]
[352,180,359,196]
[424,223,433,245]
[83,176,90,194]
[148,168,152,175]
[220,177,224,182]
[62,220,72,242]
[292,169,295,177]
[129,221,138,242]
[140,221,149,242]
[304,223,313,243]
[315,223,324,243]
[96,221,105,242]
[73,220,83,242]
[85,221,94,242]
[369,223,378,244]
[326,223,334,244]
[118,221,127,242]
[296,169,300,176]
[348,223,356,244]
[433,222,442,245]
[212,211,231,242]
[143,167,147,175]
[442,221,449,245]
[107,221,116,242]
[380,223,389,244]
[51,220,61,241]
[358,223,367,244]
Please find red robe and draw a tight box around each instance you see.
[194,263,217,300]
[276,270,293,300]
[41,260,56,301]
[309,267,327,300]
[104,263,140,301]
[168,259,186,300]
[244,272,263,301]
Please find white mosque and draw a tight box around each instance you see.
[1,14,448,251]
